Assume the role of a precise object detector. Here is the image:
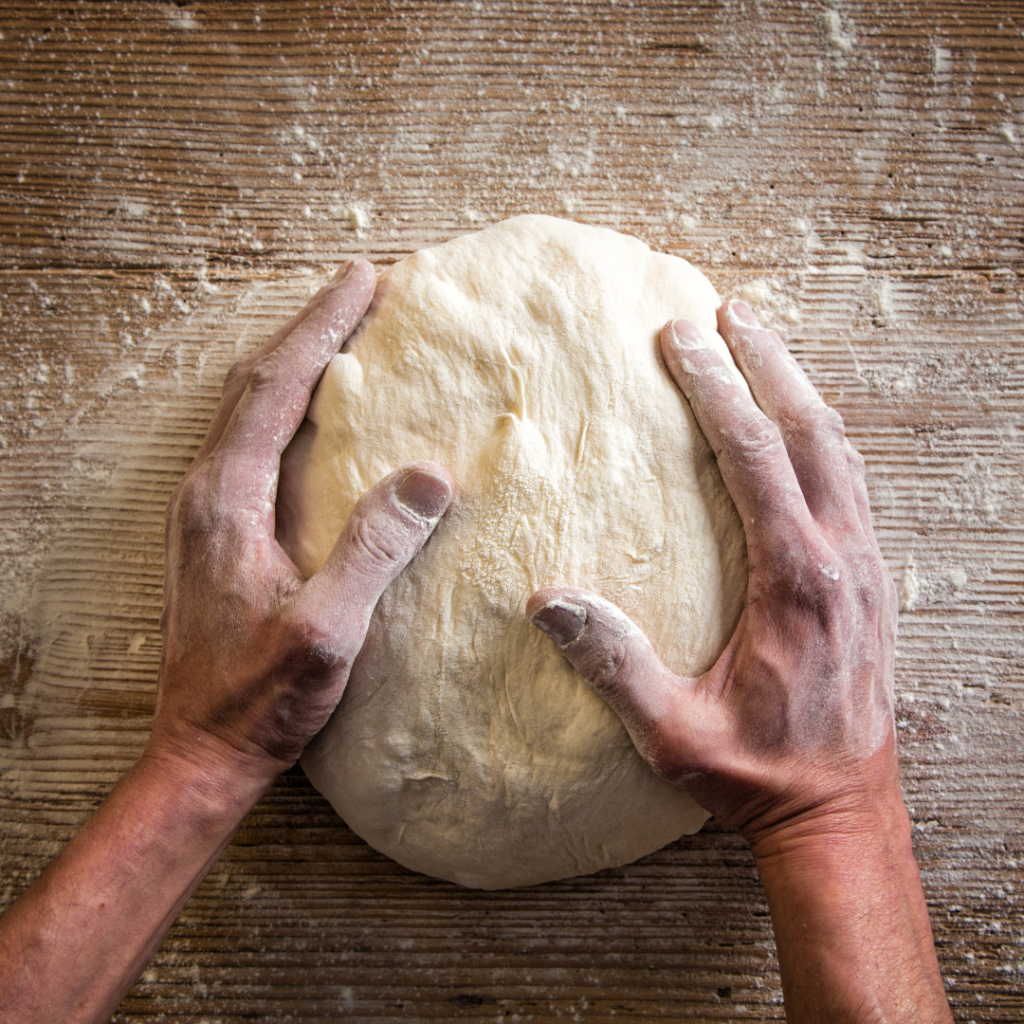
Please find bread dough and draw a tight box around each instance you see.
[278,215,748,889]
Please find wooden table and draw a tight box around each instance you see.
[1,2,1022,1020]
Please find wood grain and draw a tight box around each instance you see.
[1,2,1022,1021]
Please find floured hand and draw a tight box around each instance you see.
[528,300,951,1024]
[153,260,454,787]
[0,262,455,1024]
[528,299,897,843]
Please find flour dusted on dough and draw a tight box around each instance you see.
[278,215,748,889]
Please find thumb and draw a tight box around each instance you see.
[298,462,453,643]
[526,586,709,784]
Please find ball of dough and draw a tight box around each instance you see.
[278,215,748,889]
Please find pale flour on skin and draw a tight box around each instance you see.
[278,215,749,889]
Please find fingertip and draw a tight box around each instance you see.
[661,317,706,352]
[720,298,760,330]
[394,463,453,523]
[339,257,377,290]
[329,258,357,284]
[397,459,455,496]
[309,259,376,324]
[660,318,720,403]
[328,258,377,309]
[526,584,591,625]
[303,259,374,312]
[530,597,588,648]
[528,588,639,645]
[526,585,568,619]
[716,300,791,372]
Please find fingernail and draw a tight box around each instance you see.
[395,470,452,521]
[670,318,706,348]
[531,600,587,648]
[728,299,760,328]
[331,260,357,285]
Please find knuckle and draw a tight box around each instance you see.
[348,513,406,569]
[300,637,348,678]
[280,611,350,677]
[165,479,185,523]
[768,534,845,619]
[855,553,898,622]
[787,401,845,444]
[725,412,785,462]
[242,356,280,396]
[813,403,847,441]
[172,471,211,527]
[851,571,882,620]
[771,535,896,640]
[884,569,899,613]
[845,441,867,476]
[167,464,240,553]
[222,358,250,395]
[579,640,629,698]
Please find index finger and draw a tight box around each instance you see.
[196,261,368,462]
[209,260,376,503]
[717,300,859,533]
[660,318,813,554]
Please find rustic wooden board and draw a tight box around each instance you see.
[1,3,1022,1022]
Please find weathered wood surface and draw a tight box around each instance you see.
[1,2,1022,1021]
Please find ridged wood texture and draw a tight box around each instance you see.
[1,2,1022,1021]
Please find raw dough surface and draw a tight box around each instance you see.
[279,215,748,889]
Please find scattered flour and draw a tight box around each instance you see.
[900,555,920,613]
[823,10,855,52]
[734,276,802,331]
[871,277,896,327]
[321,200,371,237]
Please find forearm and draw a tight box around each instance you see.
[752,778,952,1024]
[0,740,268,1024]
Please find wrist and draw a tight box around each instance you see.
[744,738,908,859]
[141,724,278,832]
[748,746,952,1024]
[751,782,918,925]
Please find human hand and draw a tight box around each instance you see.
[527,300,898,846]
[151,261,454,789]
[529,299,952,1023]
[0,262,458,1024]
